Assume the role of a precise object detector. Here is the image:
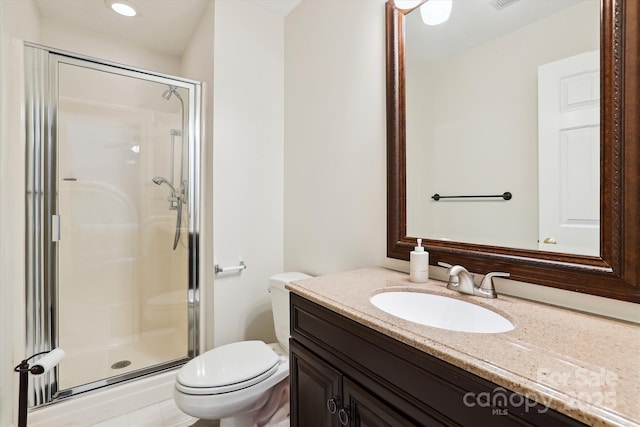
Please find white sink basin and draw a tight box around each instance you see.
[370,292,514,333]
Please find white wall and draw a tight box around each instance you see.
[0,2,39,425]
[212,0,286,347]
[39,21,181,75]
[284,0,388,276]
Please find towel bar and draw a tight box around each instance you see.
[214,261,247,274]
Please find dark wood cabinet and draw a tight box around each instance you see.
[291,340,420,427]
[342,377,423,427]
[290,293,587,427]
[290,341,340,427]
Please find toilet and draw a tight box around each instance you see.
[173,272,311,426]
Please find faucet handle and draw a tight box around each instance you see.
[480,272,510,290]
[437,262,458,285]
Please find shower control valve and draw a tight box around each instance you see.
[167,195,180,210]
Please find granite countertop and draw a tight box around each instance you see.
[286,267,640,427]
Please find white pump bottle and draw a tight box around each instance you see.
[409,238,429,283]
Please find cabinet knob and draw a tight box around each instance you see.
[338,407,350,425]
[326,397,339,414]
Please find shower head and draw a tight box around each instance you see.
[152,176,167,185]
[162,85,182,101]
[152,176,176,194]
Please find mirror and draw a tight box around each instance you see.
[386,0,640,302]
[405,0,600,256]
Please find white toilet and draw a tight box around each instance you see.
[173,272,311,426]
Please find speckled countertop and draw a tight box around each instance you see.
[286,267,640,427]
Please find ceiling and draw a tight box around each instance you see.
[405,0,586,65]
[34,0,301,56]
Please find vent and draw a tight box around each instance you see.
[489,0,521,10]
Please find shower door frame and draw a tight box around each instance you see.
[25,43,201,406]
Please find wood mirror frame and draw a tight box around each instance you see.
[386,0,639,303]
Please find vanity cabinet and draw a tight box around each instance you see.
[291,341,419,426]
[289,293,586,427]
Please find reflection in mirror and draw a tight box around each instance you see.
[404,0,601,256]
[386,0,640,302]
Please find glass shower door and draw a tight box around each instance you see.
[25,44,200,404]
[57,62,190,390]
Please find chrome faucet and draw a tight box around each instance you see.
[446,265,476,295]
[439,262,509,298]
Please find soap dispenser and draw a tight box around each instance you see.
[409,238,429,283]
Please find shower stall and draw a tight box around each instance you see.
[24,43,201,406]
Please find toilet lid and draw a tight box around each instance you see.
[177,341,279,389]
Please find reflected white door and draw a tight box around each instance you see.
[537,51,600,256]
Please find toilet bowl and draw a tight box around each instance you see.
[173,272,311,426]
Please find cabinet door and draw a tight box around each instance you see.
[291,341,342,427]
[343,378,446,427]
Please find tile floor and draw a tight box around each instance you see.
[89,399,219,427]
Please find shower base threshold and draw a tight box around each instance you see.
[28,369,180,427]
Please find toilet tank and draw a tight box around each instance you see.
[269,272,311,351]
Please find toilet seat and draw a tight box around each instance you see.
[176,362,281,395]
[176,341,281,396]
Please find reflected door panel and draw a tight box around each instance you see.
[537,51,600,256]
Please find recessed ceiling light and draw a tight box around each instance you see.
[106,0,137,17]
